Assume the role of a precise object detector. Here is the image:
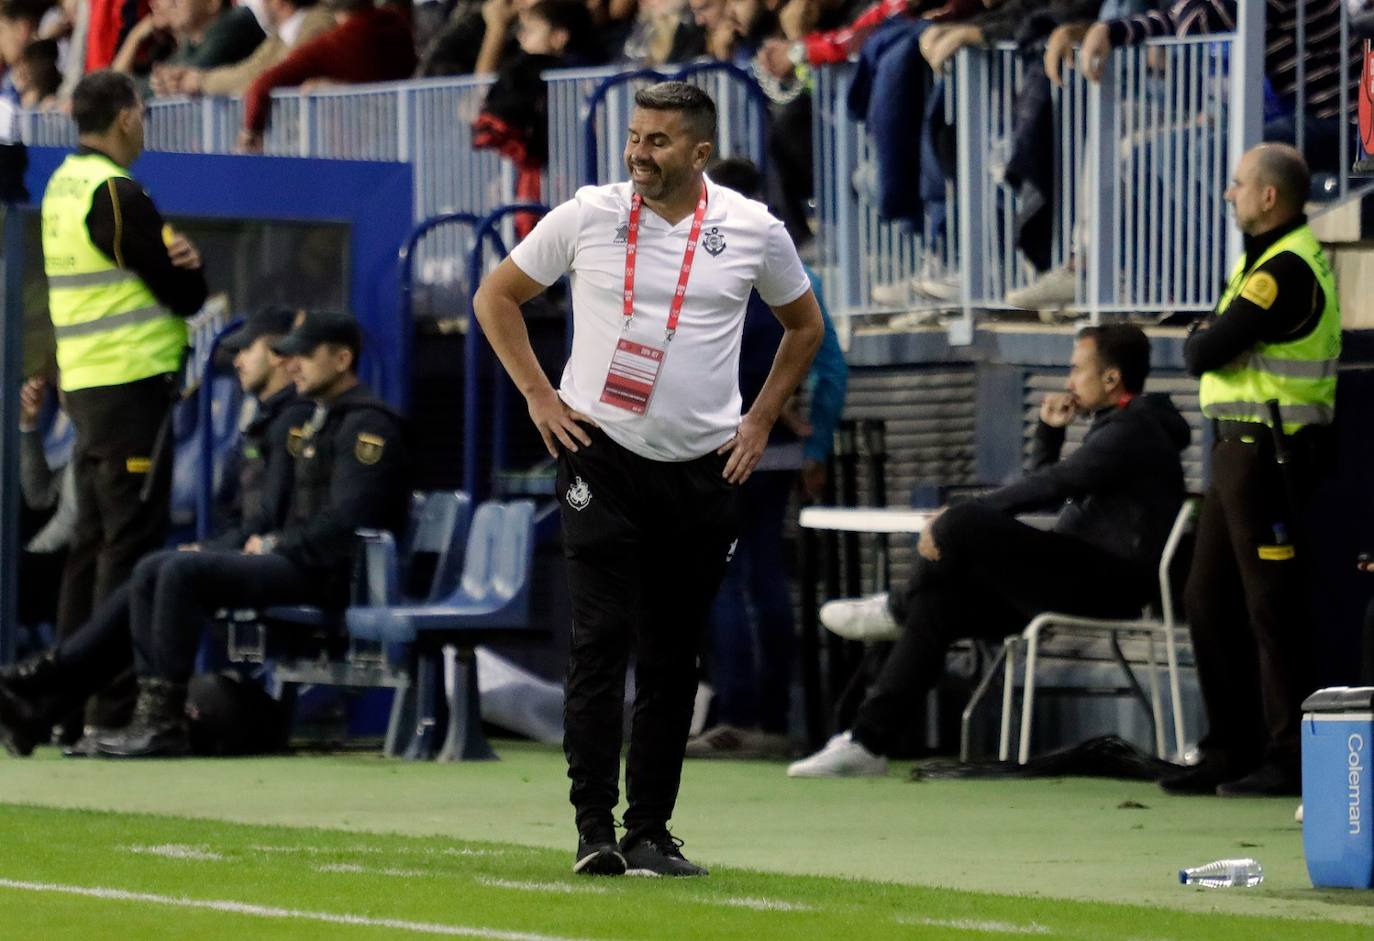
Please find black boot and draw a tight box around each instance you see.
[94,679,191,758]
[0,652,63,756]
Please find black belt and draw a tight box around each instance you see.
[1214,420,1270,442]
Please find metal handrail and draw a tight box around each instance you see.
[398,212,482,416]
[462,203,550,499]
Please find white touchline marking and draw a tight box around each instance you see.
[477,878,608,896]
[0,878,607,941]
[123,845,225,862]
[896,916,1051,935]
[250,844,507,859]
[314,863,430,878]
[704,897,814,913]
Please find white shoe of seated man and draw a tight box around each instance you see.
[819,593,900,642]
[787,731,888,778]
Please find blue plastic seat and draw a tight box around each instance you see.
[347,500,536,643]
[345,499,538,761]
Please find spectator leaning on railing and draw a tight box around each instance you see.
[1076,0,1359,176]
[156,0,333,96]
[237,0,417,153]
[144,0,266,96]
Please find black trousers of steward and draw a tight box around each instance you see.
[557,428,738,835]
[1184,430,1320,773]
[57,374,176,726]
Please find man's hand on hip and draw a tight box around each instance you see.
[528,387,595,458]
[718,410,772,485]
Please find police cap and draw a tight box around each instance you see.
[222,305,300,352]
[271,309,363,361]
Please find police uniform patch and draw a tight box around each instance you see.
[1240,271,1279,310]
[356,432,386,465]
[287,427,306,458]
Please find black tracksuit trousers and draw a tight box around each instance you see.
[556,428,739,835]
[851,502,1153,756]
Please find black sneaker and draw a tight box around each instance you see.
[1216,762,1301,798]
[1159,757,1254,796]
[0,679,47,757]
[620,827,708,877]
[573,824,626,876]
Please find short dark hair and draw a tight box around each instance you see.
[1077,323,1151,394]
[71,70,138,135]
[708,156,762,199]
[0,0,48,26]
[527,0,597,59]
[19,38,60,99]
[634,81,716,143]
[1253,143,1311,213]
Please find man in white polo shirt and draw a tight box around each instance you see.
[474,81,822,878]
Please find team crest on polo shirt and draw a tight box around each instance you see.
[567,476,592,511]
[701,226,726,257]
[613,223,629,245]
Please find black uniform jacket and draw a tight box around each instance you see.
[962,393,1191,572]
[204,384,313,552]
[271,384,410,599]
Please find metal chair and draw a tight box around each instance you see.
[1000,497,1200,765]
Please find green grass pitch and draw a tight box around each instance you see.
[1,741,1371,939]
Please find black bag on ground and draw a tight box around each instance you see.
[186,672,290,756]
[909,735,1182,782]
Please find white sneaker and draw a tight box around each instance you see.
[1295,803,1304,824]
[1005,264,1077,310]
[787,731,888,778]
[870,277,917,308]
[819,594,900,642]
[912,273,960,302]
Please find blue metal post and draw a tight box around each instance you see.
[196,319,243,542]
[954,50,986,344]
[1087,54,1120,324]
[1227,3,1265,267]
[0,206,24,664]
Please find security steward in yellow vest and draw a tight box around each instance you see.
[1162,144,1340,798]
[40,70,207,735]
[95,311,410,758]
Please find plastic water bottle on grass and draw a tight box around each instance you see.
[1178,858,1264,888]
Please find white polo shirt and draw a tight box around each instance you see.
[509,178,811,462]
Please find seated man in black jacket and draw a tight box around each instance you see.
[0,306,313,757]
[89,310,409,758]
[789,323,1189,777]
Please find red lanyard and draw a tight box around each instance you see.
[623,182,709,339]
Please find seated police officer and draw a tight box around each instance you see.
[88,310,409,758]
[789,324,1189,777]
[0,306,313,756]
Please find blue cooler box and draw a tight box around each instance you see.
[1302,686,1374,889]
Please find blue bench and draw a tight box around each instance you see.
[226,490,473,756]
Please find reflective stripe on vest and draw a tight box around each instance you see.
[1198,224,1340,434]
[47,268,142,289]
[42,152,187,391]
[51,303,165,339]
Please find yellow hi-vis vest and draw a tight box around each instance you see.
[1198,224,1340,434]
[41,151,187,392]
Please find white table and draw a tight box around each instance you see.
[798,506,932,534]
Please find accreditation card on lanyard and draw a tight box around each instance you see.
[599,183,709,415]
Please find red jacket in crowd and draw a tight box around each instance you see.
[243,5,417,135]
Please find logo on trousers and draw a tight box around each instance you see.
[567,476,592,511]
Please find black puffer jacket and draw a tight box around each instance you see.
[965,393,1190,571]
